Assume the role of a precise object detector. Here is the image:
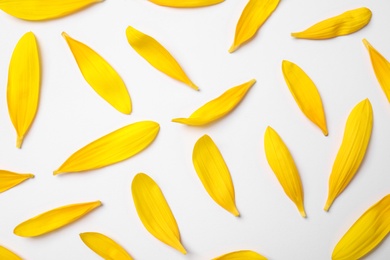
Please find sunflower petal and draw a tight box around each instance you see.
[0,245,22,260]
[148,0,224,8]
[132,173,186,254]
[0,170,34,193]
[213,250,267,260]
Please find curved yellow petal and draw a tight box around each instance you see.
[291,7,371,40]
[54,121,159,174]
[332,194,390,260]
[148,0,224,8]
[131,173,186,254]
[264,126,306,217]
[14,201,101,237]
[80,232,133,260]
[126,26,198,90]
[229,0,280,53]
[282,60,328,135]
[172,79,255,125]
[325,99,373,211]
[0,0,102,21]
[62,32,131,114]
[7,31,40,149]
[0,170,34,193]
[0,245,22,260]
[213,250,267,260]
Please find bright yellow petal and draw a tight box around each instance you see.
[126,26,198,90]
[7,31,40,148]
[264,126,306,217]
[172,79,255,125]
[193,135,239,216]
[80,232,133,260]
[0,0,102,21]
[332,194,390,260]
[291,7,371,40]
[14,201,101,237]
[148,0,224,7]
[62,32,131,114]
[0,245,22,260]
[131,173,186,254]
[54,121,159,174]
[282,60,328,135]
[325,99,373,211]
[363,39,390,102]
[213,250,267,260]
[229,0,280,53]
[0,170,34,193]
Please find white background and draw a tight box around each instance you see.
[0,0,389,259]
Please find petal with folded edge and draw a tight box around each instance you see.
[148,0,224,8]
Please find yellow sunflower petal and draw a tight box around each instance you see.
[213,250,267,260]
[291,7,371,40]
[325,99,373,211]
[282,60,328,135]
[332,194,390,260]
[172,79,255,126]
[132,173,186,254]
[229,0,280,53]
[14,201,101,237]
[0,245,22,260]
[264,126,306,217]
[62,32,131,114]
[0,170,34,193]
[80,232,133,260]
[193,135,239,216]
[7,31,40,148]
[126,26,198,90]
[54,121,159,175]
[148,0,224,8]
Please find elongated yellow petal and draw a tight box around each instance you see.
[148,0,224,8]
[325,99,373,211]
[172,79,255,125]
[282,60,328,135]
[7,32,40,149]
[291,7,371,40]
[264,126,306,217]
[80,232,133,260]
[213,250,267,260]
[14,201,101,237]
[62,32,131,114]
[0,170,34,193]
[332,194,390,260]
[54,121,159,174]
[0,0,102,21]
[229,0,280,53]
[363,39,390,102]
[193,135,239,216]
[0,245,22,260]
[126,26,198,91]
[132,173,186,254]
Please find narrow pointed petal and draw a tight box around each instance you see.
[0,0,102,21]
[14,201,101,237]
[264,126,306,217]
[363,39,390,102]
[193,135,239,216]
[172,79,255,126]
[132,173,186,254]
[213,250,267,260]
[80,232,133,260]
[291,7,371,40]
[282,60,328,135]
[7,32,40,149]
[148,0,224,8]
[0,245,22,260]
[332,194,390,260]
[325,99,373,211]
[126,26,198,90]
[62,32,131,114]
[54,121,159,174]
[229,0,280,53]
[0,170,34,193]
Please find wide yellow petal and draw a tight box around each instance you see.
[14,201,101,237]
[363,39,390,102]
[148,0,224,8]
[213,250,267,260]
[172,79,255,125]
[126,26,198,90]
[325,99,373,211]
[282,60,328,135]
[0,170,34,193]
[54,121,159,174]
[62,32,131,114]
[7,31,40,148]
[229,0,280,53]
[264,126,306,217]
[193,135,239,216]
[291,7,371,40]
[0,245,22,260]
[0,0,102,21]
[131,173,186,254]
[80,232,133,260]
[332,194,390,260]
